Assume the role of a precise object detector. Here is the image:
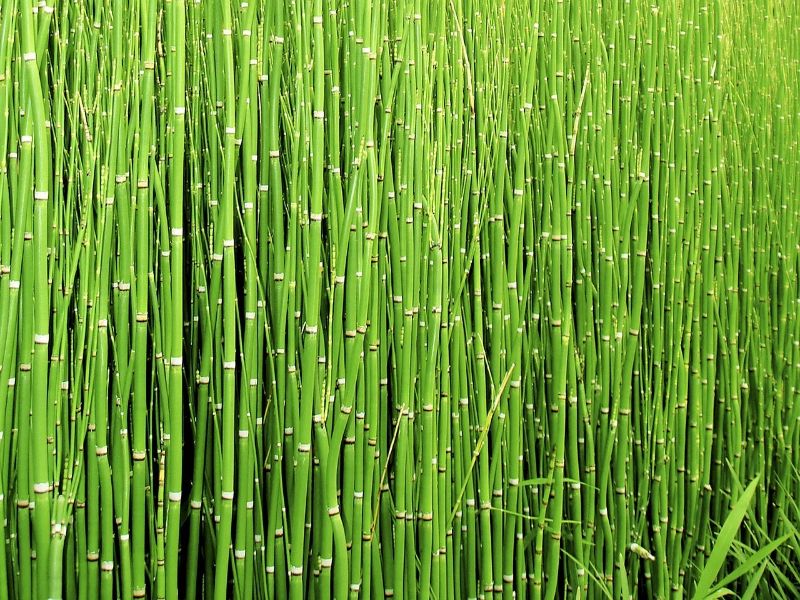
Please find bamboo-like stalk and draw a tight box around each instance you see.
[0,1,798,599]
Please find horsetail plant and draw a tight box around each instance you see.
[0,0,798,598]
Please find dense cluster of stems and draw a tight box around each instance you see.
[0,0,798,598]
